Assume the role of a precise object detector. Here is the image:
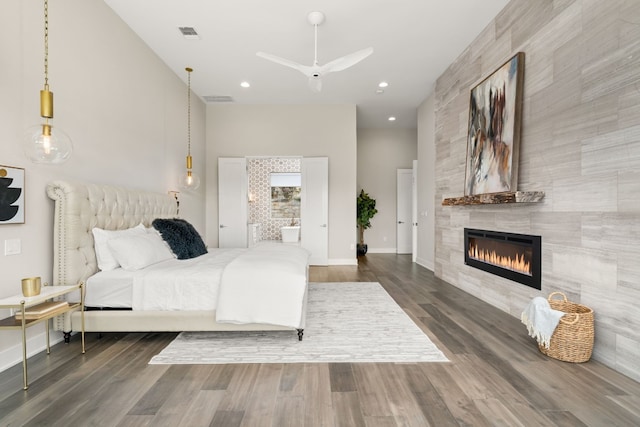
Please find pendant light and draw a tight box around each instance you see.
[179,67,201,190]
[23,0,73,164]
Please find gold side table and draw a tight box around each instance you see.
[0,283,85,390]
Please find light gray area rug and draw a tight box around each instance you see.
[149,282,448,364]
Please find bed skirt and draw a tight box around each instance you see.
[67,310,303,333]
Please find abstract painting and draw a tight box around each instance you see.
[0,165,25,224]
[464,52,524,196]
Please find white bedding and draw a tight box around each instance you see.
[85,268,136,308]
[216,243,310,328]
[131,248,245,311]
[84,248,244,309]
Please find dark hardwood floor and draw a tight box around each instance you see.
[1,254,639,426]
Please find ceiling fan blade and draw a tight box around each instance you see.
[256,52,308,74]
[321,47,374,73]
[257,12,372,93]
[308,76,322,93]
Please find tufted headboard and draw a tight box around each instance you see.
[46,181,178,287]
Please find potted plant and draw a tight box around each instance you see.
[356,189,378,256]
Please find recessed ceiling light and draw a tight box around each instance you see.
[378,81,389,88]
[240,81,250,88]
[388,116,396,121]
[375,89,384,94]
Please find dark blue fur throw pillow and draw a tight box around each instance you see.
[152,218,208,260]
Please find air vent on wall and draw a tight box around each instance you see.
[203,95,235,103]
[178,27,200,40]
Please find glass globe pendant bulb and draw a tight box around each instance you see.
[23,121,73,164]
[180,169,201,190]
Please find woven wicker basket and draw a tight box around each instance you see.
[538,292,594,363]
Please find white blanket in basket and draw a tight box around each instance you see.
[521,297,565,349]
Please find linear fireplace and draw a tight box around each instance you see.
[464,228,541,290]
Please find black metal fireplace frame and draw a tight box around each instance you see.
[464,228,541,290]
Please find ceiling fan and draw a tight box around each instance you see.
[257,11,374,92]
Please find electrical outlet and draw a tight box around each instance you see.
[4,239,21,255]
[350,243,355,250]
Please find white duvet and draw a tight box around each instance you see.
[216,243,310,328]
[129,243,310,328]
[131,248,245,311]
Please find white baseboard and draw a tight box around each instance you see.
[0,330,65,374]
[366,248,397,254]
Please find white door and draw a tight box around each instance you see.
[218,157,248,248]
[397,169,413,254]
[412,160,418,262]
[301,157,328,265]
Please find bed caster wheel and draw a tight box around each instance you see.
[64,332,71,343]
[297,329,304,341]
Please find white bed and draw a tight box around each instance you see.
[47,180,309,340]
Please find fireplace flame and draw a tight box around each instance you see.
[469,244,532,276]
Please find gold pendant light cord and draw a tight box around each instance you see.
[187,67,191,157]
[44,0,49,89]
[40,0,53,121]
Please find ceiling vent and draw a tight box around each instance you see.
[203,95,235,103]
[178,27,200,40]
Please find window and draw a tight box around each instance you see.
[270,173,301,218]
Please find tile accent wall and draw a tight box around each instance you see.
[248,157,301,241]
[434,0,640,381]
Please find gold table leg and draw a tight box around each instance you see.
[20,301,28,390]
[80,282,85,354]
[46,320,50,354]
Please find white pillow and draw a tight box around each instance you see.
[92,224,146,271]
[145,226,174,252]
[107,231,175,271]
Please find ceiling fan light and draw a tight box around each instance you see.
[307,11,325,26]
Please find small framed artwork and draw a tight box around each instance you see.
[0,165,25,224]
[464,52,525,196]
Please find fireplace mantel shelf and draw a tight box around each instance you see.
[442,191,545,206]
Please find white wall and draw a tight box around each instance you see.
[416,94,436,270]
[357,128,417,253]
[206,104,357,264]
[0,0,206,371]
